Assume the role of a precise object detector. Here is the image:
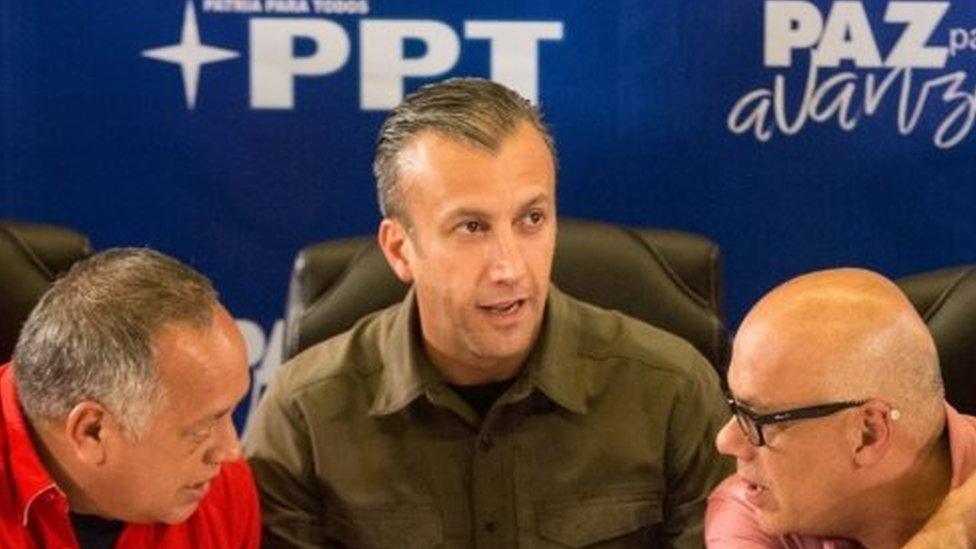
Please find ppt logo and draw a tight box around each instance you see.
[141,1,563,110]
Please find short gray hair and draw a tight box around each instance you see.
[13,248,218,436]
[374,77,556,220]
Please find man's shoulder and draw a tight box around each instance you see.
[0,366,17,525]
[945,404,976,488]
[557,291,713,381]
[951,407,976,435]
[187,460,258,525]
[201,459,258,512]
[707,475,755,512]
[269,302,402,397]
[706,476,852,549]
[128,460,259,546]
[705,476,782,548]
[0,364,34,513]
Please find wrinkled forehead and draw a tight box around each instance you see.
[728,269,929,410]
[398,125,556,204]
[155,309,247,390]
[726,317,843,410]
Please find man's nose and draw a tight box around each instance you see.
[206,416,243,464]
[715,417,756,461]
[487,229,528,284]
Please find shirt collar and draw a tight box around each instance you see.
[519,286,588,414]
[368,288,439,416]
[1,364,61,525]
[367,285,589,416]
[944,402,976,489]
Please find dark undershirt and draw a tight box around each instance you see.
[449,379,516,418]
[70,512,124,549]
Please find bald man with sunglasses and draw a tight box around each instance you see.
[705,268,976,548]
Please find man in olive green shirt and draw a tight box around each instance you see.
[245,78,730,548]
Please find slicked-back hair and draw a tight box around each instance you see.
[13,248,218,437]
[373,77,557,221]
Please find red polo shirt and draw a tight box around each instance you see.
[0,364,261,548]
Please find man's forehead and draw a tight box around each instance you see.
[398,129,494,171]
[156,325,248,420]
[154,312,244,385]
[410,125,547,161]
[726,319,834,410]
[728,269,925,410]
[397,127,555,209]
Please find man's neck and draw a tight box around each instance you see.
[422,340,528,385]
[853,431,953,548]
[28,420,104,517]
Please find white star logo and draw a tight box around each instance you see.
[141,1,239,109]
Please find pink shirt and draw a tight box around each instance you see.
[705,404,976,548]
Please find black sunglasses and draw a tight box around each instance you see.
[727,398,867,447]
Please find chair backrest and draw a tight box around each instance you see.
[897,265,976,415]
[285,219,730,375]
[0,220,92,362]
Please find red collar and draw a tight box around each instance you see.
[1,364,62,525]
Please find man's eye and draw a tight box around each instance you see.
[521,210,546,229]
[461,221,481,233]
[191,424,215,443]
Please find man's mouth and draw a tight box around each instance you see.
[187,474,216,494]
[185,479,213,502]
[746,481,765,494]
[478,298,526,316]
[742,476,768,505]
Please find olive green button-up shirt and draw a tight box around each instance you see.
[246,287,731,548]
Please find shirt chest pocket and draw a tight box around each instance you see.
[536,490,662,548]
[322,505,444,549]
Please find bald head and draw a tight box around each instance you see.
[733,268,943,441]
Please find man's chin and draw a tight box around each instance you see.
[756,511,799,537]
[155,502,202,525]
[472,336,534,363]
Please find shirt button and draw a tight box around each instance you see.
[483,521,497,533]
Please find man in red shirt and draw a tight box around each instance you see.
[0,248,260,548]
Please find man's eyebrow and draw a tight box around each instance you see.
[516,193,551,213]
[210,406,234,421]
[730,393,759,409]
[439,193,551,224]
[187,407,232,430]
[441,206,489,222]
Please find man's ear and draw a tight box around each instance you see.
[378,218,415,284]
[852,401,895,467]
[64,401,110,466]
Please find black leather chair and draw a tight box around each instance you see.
[897,265,976,415]
[0,220,92,362]
[284,219,730,376]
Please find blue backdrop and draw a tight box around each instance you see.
[3,0,974,427]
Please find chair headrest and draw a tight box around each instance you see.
[0,220,92,362]
[897,265,976,415]
[286,219,729,375]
